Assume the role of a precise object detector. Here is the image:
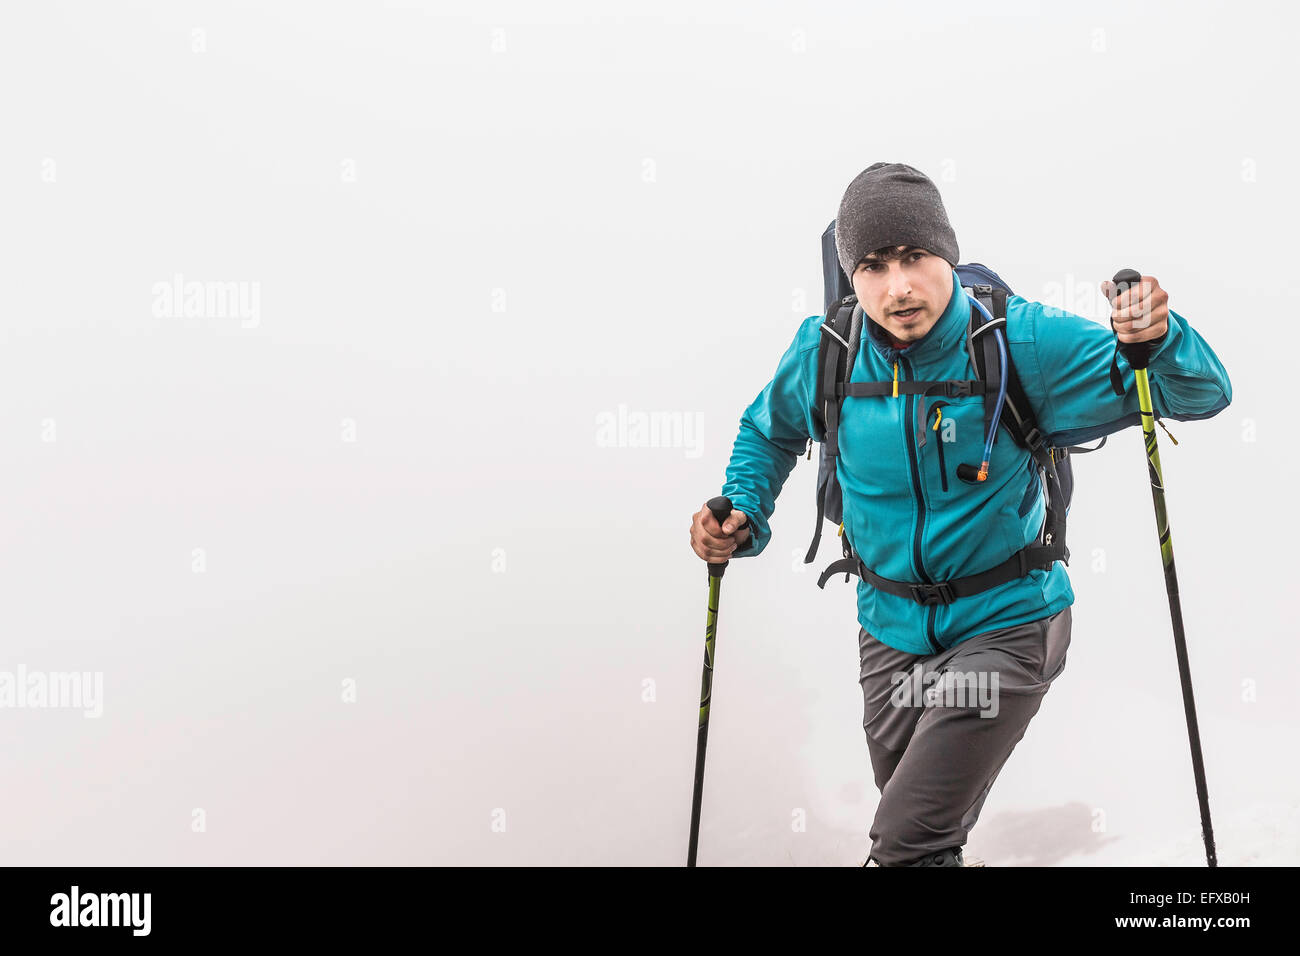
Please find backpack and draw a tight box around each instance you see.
[806,220,1105,602]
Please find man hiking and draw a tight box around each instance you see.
[687,162,1233,867]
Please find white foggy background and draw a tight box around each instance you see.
[0,0,1295,866]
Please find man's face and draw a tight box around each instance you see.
[850,245,954,345]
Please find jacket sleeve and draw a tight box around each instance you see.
[1013,299,1233,448]
[720,315,823,558]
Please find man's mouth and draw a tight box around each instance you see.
[893,308,921,319]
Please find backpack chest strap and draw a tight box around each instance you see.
[840,379,987,398]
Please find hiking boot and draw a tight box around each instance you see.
[904,847,964,866]
[862,846,971,867]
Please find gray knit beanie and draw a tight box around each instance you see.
[835,162,959,279]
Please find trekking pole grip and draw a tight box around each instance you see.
[706,495,734,578]
[1112,267,1152,370]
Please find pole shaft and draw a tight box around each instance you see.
[687,575,721,866]
[1134,368,1218,867]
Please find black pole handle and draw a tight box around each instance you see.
[706,495,734,578]
[1111,267,1151,370]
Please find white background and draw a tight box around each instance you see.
[0,0,1295,865]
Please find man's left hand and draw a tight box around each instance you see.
[1100,275,1169,344]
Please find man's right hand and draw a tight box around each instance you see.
[690,503,751,563]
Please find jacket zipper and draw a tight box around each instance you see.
[898,356,944,654]
[899,358,927,585]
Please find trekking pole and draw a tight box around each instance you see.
[1112,268,1218,868]
[687,494,734,867]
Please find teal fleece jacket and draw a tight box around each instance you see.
[720,269,1232,654]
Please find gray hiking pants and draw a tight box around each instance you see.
[859,606,1072,866]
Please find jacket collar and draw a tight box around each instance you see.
[865,270,969,368]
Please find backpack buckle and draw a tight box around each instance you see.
[944,380,975,398]
[909,582,956,606]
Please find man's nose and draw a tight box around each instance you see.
[887,265,911,297]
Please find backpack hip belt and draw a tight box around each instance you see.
[816,541,1061,604]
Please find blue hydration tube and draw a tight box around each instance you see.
[965,292,1009,480]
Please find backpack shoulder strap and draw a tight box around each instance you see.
[812,296,861,450]
[965,286,1069,565]
[805,296,861,566]
[966,286,1046,456]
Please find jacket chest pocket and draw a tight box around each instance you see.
[919,397,984,492]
